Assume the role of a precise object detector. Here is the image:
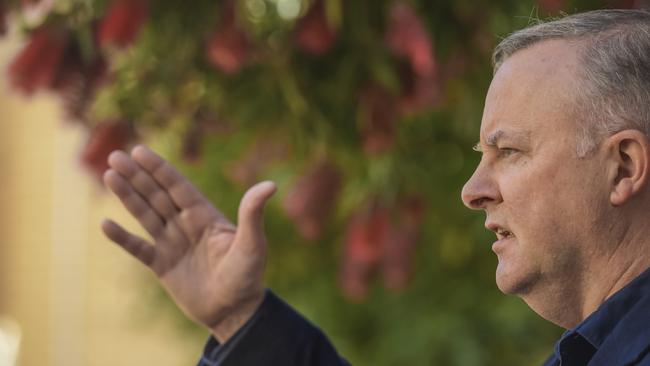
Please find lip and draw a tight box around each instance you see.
[492,236,515,254]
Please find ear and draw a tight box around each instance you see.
[606,130,650,206]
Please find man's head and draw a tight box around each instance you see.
[461,9,650,328]
[494,9,650,156]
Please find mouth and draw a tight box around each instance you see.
[495,228,514,241]
[485,222,515,241]
[487,224,516,254]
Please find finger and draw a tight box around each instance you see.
[103,169,165,238]
[130,145,208,209]
[108,150,179,221]
[234,181,277,254]
[102,219,156,267]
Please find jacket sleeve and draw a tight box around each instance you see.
[197,290,350,366]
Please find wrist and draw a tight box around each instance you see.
[209,291,266,343]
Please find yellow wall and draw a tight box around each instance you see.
[0,35,204,366]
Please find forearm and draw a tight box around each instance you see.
[199,291,350,366]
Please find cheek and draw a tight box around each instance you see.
[500,163,597,264]
[500,163,577,242]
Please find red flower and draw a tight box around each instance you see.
[80,121,132,180]
[206,0,252,74]
[381,196,425,291]
[98,0,148,49]
[358,84,398,155]
[282,160,342,240]
[339,204,390,301]
[64,57,107,121]
[386,2,442,114]
[51,37,108,121]
[386,2,435,77]
[339,197,425,299]
[398,61,442,114]
[294,0,337,55]
[8,26,69,94]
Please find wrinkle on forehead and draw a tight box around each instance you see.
[479,39,583,146]
[498,39,582,82]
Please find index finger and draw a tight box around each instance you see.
[130,145,207,209]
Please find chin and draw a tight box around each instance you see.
[495,263,538,296]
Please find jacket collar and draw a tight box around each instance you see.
[574,266,650,365]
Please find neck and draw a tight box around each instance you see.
[524,224,650,329]
[578,233,650,323]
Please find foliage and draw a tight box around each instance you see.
[3,0,646,364]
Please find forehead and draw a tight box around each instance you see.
[480,39,583,142]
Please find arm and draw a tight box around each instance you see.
[102,145,348,365]
[199,291,350,366]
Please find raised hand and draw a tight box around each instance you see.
[101,145,276,342]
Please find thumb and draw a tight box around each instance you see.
[234,180,277,254]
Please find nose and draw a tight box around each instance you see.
[461,163,501,210]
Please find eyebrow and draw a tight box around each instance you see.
[472,129,531,152]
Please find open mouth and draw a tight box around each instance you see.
[496,228,514,240]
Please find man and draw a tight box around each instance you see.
[102,9,650,366]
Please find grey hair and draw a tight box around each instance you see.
[493,9,650,156]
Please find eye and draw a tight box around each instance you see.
[497,147,518,158]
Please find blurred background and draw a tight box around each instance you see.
[0,0,647,365]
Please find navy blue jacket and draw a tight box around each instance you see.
[197,291,349,365]
[542,267,650,365]
[198,267,650,365]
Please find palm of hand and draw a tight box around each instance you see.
[102,145,275,336]
[160,218,266,328]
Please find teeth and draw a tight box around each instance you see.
[497,229,513,238]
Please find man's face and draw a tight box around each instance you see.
[461,40,610,300]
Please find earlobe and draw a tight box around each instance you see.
[610,179,633,206]
[607,130,649,206]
